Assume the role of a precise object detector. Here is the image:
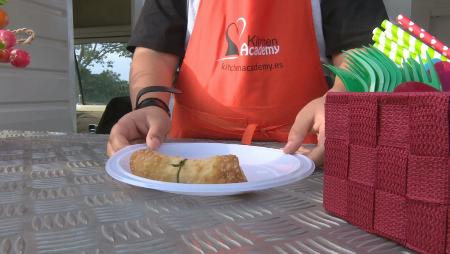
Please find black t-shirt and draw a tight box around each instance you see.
[128,0,388,59]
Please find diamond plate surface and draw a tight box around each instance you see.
[0,130,415,253]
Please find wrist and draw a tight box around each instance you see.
[134,85,181,109]
[328,79,347,93]
[136,93,170,106]
[135,97,171,117]
[133,85,182,117]
[328,87,346,93]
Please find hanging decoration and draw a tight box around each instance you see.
[0,0,34,68]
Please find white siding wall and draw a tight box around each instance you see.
[0,0,75,132]
[429,0,450,45]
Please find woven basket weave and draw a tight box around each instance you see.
[324,92,450,254]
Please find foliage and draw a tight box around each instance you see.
[75,42,131,104]
[75,42,130,69]
[78,66,129,104]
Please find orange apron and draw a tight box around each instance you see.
[170,0,328,144]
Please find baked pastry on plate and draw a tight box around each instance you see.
[130,149,247,184]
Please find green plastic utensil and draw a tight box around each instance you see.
[344,53,371,91]
[325,64,368,92]
[349,50,377,92]
[345,52,370,82]
[425,53,443,91]
[365,47,390,92]
[324,45,442,93]
[402,61,412,82]
[417,57,430,84]
[346,57,367,80]
[357,49,385,92]
[370,47,403,92]
[407,58,421,82]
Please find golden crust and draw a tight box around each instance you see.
[130,149,247,184]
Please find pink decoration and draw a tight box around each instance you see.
[0,29,16,49]
[9,48,30,68]
[0,47,10,62]
[393,82,439,93]
[434,61,450,92]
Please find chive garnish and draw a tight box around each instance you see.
[171,159,187,183]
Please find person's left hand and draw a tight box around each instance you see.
[283,95,326,166]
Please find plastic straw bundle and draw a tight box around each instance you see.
[372,15,449,65]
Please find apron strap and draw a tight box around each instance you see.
[173,102,290,144]
[242,123,258,145]
[242,123,290,144]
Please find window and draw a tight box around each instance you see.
[74,42,132,105]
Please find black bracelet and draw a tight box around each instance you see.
[135,85,182,109]
[135,97,171,117]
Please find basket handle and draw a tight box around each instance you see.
[12,28,35,45]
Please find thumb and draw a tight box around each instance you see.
[146,136,161,150]
[146,121,166,150]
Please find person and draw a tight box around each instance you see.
[107,0,388,165]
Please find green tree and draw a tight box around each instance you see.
[79,67,129,104]
[75,42,131,104]
[76,43,130,69]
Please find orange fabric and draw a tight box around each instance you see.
[170,0,328,144]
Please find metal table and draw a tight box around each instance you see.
[0,130,413,254]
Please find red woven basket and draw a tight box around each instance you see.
[324,92,450,254]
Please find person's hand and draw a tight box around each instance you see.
[107,106,171,157]
[283,96,326,166]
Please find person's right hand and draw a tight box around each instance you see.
[107,106,171,157]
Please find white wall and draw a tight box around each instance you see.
[429,0,450,45]
[383,0,412,21]
[0,0,76,132]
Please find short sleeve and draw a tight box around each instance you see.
[127,0,187,57]
[321,0,388,57]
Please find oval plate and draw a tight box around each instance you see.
[106,143,315,196]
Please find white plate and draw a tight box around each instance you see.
[106,143,315,196]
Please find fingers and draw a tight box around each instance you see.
[283,107,314,154]
[107,110,148,157]
[106,142,114,157]
[296,145,313,155]
[303,123,326,167]
[107,122,133,157]
[305,143,325,167]
[107,108,170,157]
[107,137,129,157]
[107,137,145,157]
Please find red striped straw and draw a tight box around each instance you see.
[397,14,449,58]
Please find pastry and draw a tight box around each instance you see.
[130,149,247,184]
